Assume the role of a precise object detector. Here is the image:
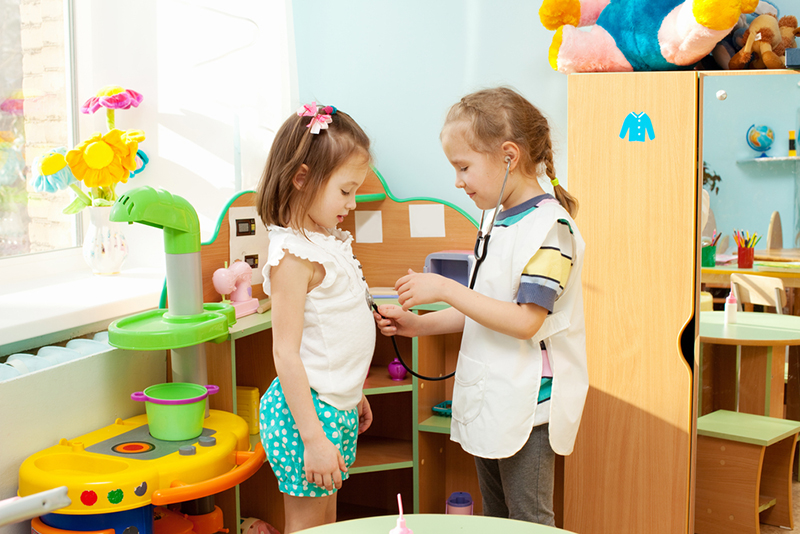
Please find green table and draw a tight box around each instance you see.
[298,514,574,533]
[699,311,800,418]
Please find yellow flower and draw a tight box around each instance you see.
[66,129,145,187]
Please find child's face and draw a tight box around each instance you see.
[304,153,369,232]
[441,124,507,211]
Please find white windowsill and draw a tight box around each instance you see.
[0,249,165,356]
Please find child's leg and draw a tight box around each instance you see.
[283,493,337,534]
[500,424,555,525]
[474,456,509,518]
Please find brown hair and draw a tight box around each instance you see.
[442,87,578,218]
[256,107,371,230]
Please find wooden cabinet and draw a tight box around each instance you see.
[564,71,699,534]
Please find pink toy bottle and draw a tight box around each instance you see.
[725,282,737,325]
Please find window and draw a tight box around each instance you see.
[0,0,77,259]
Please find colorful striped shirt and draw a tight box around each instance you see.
[495,194,574,406]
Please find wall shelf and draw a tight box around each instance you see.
[736,156,800,164]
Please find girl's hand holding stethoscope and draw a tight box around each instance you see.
[372,304,418,338]
[395,268,453,311]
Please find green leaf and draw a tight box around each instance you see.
[92,198,115,207]
[62,195,91,214]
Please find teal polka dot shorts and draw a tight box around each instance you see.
[259,378,359,497]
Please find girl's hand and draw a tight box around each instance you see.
[373,304,419,337]
[303,434,348,492]
[395,269,451,311]
[357,394,373,434]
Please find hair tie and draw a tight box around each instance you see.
[296,102,337,134]
[550,177,559,187]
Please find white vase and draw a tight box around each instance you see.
[83,206,128,274]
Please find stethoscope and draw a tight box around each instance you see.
[369,156,512,381]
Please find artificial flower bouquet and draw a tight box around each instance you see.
[31,85,147,214]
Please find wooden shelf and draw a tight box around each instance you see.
[364,364,412,394]
[758,494,777,513]
[229,301,272,340]
[736,156,800,164]
[418,415,451,434]
[350,436,413,474]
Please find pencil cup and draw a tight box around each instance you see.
[701,245,716,267]
[738,246,754,269]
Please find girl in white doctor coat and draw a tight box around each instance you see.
[375,87,588,526]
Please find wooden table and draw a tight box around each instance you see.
[297,514,574,533]
[754,248,800,262]
[701,263,800,289]
[699,311,800,418]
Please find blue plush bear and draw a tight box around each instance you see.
[539,0,759,73]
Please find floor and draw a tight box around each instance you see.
[760,480,800,533]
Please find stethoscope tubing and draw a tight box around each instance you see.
[385,158,513,381]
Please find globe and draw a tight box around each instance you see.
[746,124,775,157]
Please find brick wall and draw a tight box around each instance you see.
[20,0,74,253]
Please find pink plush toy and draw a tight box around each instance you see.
[212,261,260,318]
[539,0,759,73]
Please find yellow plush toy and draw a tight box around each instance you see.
[729,14,800,69]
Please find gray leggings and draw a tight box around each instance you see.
[474,423,555,526]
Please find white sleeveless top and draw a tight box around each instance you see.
[263,226,376,411]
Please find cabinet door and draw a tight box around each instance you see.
[565,72,698,534]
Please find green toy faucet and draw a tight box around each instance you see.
[111,186,201,255]
[108,186,234,398]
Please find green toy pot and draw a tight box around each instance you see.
[131,383,219,441]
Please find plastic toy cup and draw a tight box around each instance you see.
[738,246,754,269]
[445,492,473,515]
[701,245,716,268]
[131,383,218,441]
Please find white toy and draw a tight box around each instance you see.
[213,261,260,318]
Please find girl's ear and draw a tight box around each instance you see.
[500,141,521,170]
[292,164,309,191]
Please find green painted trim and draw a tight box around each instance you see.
[419,415,452,434]
[371,166,478,228]
[349,461,414,475]
[411,329,420,514]
[759,497,777,513]
[364,384,413,395]
[203,190,256,247]
[355,193,386,203]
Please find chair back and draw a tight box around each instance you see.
[767,211,783,249]
[730,273,786,313]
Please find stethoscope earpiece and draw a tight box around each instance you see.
[504,156,511,163]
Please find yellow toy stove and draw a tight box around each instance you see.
[18,410,264,534]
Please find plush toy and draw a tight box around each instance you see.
[539,0,759,73]
[711,1,779,69]
[729,14,800,68]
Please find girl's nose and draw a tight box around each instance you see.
[346,197,357,210]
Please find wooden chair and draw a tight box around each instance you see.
[730,273,787,314]
[767,211,783,250]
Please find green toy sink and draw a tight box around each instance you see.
[108,303,236,351]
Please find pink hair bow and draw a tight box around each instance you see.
[307,113,332,134]
[297,102,318,117]
[296,102,335,134]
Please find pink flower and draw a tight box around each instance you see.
[81,85,143,114]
